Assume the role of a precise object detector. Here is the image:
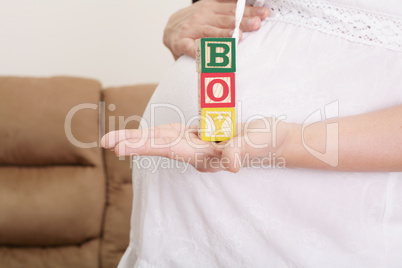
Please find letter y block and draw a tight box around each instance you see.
[199,108,236,142]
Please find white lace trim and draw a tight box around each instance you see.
[248,0,402,52]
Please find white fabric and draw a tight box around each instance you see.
[119,0,402,267]
[249,0,402,51]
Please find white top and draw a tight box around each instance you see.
[119,0,402,267]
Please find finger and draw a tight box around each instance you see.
[214,3,269,20]
[101,130,128,148]
[190,25,233,39]
[172,38,196,58]
[100,129,155,149]
[115,136,210,162]
[202,1,236,15]
[212,2,242,16]
[114,137,177,158]
[207,14,236,29]
[243,6,270,19]
[188,124,198,130]
[207,14,263,32]
[187,125,199,135]
[238,29,243,40]
[221,137,244,173]
[101,124,186,149]
[240,16,262,32]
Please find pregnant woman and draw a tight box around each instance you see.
[103,0,402,267]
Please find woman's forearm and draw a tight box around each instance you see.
[285,104,402,171]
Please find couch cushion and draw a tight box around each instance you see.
[0,76,103,166]
[0,239,100,268]
[0,166,105,246]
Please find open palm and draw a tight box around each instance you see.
[101,118,290,173]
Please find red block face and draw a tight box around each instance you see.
[200,73,235,108]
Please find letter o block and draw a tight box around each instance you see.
[200,73,235,108]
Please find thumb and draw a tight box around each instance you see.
[221,137,244,173]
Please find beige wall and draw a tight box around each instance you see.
[0,0,190,87]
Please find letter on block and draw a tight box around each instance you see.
[196,38,236,73]
[200,73,235,108]
[199,108,235,142]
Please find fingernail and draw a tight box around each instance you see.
[229,30,234,36]
[100,136,106,147]
[258,7,269,17]
[247,18,256,26]
[264,8,269,17]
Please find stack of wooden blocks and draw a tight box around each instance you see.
[196,37,236,142]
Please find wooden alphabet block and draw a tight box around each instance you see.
[199,73,235,108]
[196,38,236,73]
[198,107,236,142]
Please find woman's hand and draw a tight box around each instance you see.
[101,105,402,172]
[101,117,292,173]
[163,0,270,60]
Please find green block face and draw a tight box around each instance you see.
[197,38,236,73]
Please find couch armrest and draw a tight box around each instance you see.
[101,84,156,268]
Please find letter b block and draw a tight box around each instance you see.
[196,38,236,73]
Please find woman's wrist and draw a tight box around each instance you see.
[284,120,339,170]
[277,122,301,169]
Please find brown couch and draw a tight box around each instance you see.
[0,76,156,268]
